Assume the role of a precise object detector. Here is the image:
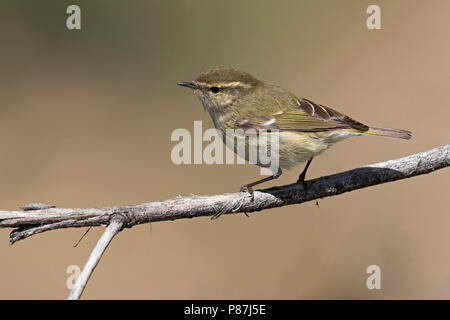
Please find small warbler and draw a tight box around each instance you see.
[178,66,411,193]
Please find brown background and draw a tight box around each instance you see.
[0,0,449,299]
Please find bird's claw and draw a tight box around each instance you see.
[239,185,254,217]
[240,185,254,198]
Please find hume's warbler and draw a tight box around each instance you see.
[178,66,411,193]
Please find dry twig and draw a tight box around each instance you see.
[1,144,448,299]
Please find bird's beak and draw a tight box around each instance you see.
[177,81,198,89]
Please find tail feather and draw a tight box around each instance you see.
[363,126,412,140]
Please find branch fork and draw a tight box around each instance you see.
[1,144,448,299]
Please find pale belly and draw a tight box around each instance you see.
[278,130,358,170]
[220,129,358,173]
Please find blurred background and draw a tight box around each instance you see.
[0,0,449,299]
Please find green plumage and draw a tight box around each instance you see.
[178,66,411,195]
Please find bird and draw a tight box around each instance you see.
[177,66,411,194]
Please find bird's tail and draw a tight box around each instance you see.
[355,126,412,140]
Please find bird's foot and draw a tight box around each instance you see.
[240,184,254,197]
[296,172,307,185]
[239,185,254,216]
[296,176,309,192]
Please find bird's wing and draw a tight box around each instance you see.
[232,91,369,133]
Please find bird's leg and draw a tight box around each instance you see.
[297,158,313,184]
[240,168,282,196]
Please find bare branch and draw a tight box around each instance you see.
[67,215,124,300]
[1,144,449,244]
[1,144,449,300]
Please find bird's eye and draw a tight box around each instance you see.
[210,87,220,93]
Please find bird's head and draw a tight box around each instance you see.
[177,66,261,113]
